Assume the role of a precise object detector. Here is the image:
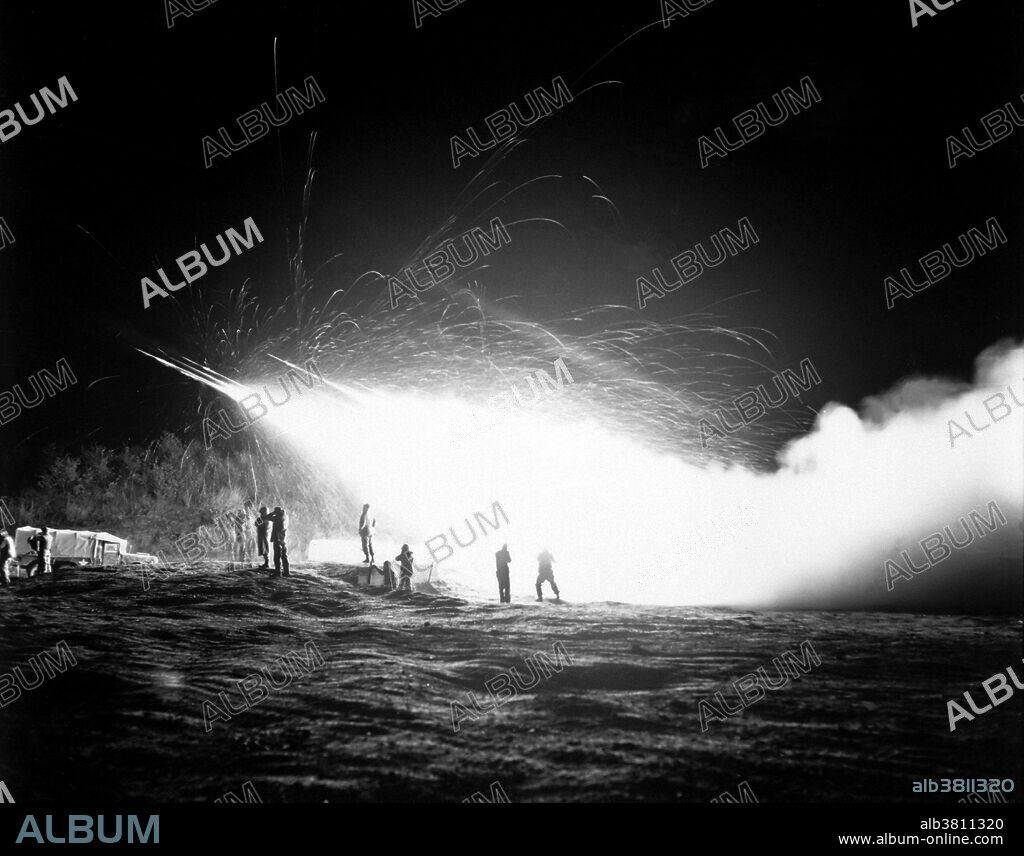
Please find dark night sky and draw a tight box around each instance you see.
[0,1,1020,470]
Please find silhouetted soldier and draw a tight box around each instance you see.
[231,506,248,566]
[27,527,53,577]
[255,506,270,570]
[381,560,397,590]
[358,503,375,564]
[536,547,559,602]
[495,543,511,603]
[225,505,244,565]
[0,529,14,585]
[395,544,414,592]
[269,507,290,578]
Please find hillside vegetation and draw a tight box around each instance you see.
[2,432,354,562]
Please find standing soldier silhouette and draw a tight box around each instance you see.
[27,527,53,577]
[358,503,376,564]
[0,529,15,585]
[395,544,414,592]
[231,505,249,567]
[269,507,290,578]
[495,543,512,603]
[535,547,560,602]
[255,506,270,570]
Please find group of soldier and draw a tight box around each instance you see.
[171,501,288,575]
[495,543,560,603]
[358,504,415,592]
[0,526,53,585]
[357,503,561,602]
[1,504,563,603]
[252,505,290,577]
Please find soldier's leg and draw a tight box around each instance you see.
[281,541,289,575]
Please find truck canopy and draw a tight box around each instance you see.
[16,526,128,564]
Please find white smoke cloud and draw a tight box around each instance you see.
[763,339,1022,610]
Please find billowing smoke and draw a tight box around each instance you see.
[163,340,1022,612]
[763,339,1022,612]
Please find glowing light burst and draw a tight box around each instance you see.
[144,340,1023,609]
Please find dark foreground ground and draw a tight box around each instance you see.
[0,563,1020,803]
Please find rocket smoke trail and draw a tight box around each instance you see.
[143,337,1022,612]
